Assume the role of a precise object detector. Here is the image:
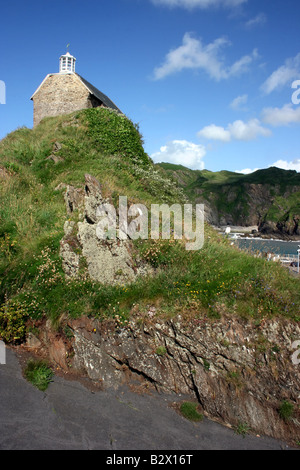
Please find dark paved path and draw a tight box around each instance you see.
[0,347,295,451]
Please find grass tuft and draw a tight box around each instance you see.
[24,359,53,391]
[278,400,294,421]
[179,401,203,422]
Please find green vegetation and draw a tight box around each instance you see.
[278,400,295,421]
[155,345,167,356]
[0,300,28,343]
[179,401,203,422]
[234,421,251,438]
[0,109,299,346]
[265,192,300,223]
[158,163,300,193]
[24,359,53,391]
[84,108,150,167]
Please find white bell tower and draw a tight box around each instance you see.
[59,51,76,74]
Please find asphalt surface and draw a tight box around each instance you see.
[0,347,295,451]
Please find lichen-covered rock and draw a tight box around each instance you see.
[63,185,85,215]
[59,174,152,284]
[77,221,138,284]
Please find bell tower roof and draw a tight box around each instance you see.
[59,51,76,74]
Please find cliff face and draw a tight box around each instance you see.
[157,165,300,238]
[195,182,273,226]
[201,183,300,235]
[26,312,300,445]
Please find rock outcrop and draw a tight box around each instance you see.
[59,174,151,285]
[259,215,300,240]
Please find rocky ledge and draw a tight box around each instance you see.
[258,219,300,241]
[24,311,300,446]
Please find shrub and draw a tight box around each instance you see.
[0,300,28,343]
[84,108,151,167]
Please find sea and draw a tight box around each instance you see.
[230,236,300,258]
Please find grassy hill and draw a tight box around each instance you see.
[158,162,300,191]
[0,109,299,343]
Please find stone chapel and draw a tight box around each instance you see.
[31,51,122,127]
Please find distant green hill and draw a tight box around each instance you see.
[157,163,300,238]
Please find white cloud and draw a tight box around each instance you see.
[236,159,300,174]
[228,119,271,140]
[261,53,300,94]
[271,159,300,172]
[150,140,206,169]
[151,0,247,9]
[152,33,258,80]
[261,103,300,126]
[245,12,267,29]
[198,118,271,142]
[236,167,259,174]
[198,124,231,142]
[229,94,248,110]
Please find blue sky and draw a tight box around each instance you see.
[0,0,300,173]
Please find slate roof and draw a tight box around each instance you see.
[76,74,122,113]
